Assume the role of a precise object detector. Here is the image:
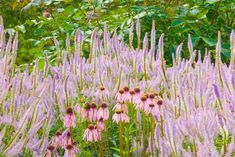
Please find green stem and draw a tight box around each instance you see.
[119,121,124,157]
[150,116,155,157]
[142,112,146,157]
[136,111,139,157]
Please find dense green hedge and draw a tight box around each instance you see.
[1,0,235,66]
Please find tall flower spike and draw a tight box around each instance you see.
[66,34,70,50]
[129,20,134,48]
[136,16,141,49]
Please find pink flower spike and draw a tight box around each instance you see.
[64,107,76,128]
[112,109,130,123]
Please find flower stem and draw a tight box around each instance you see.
[98,139,104,157]
[150,116,155,157]
[119,121,124,157]
[142,112,146,157]
[136,110,139,157]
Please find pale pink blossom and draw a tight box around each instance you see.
[83,124,99,142]
[133,87,141,105]
[97,102,109,120]
[112,110,130,123]
[123,86,131,102]
[113,101,128,113]
[63,132,73,148]
[115,88,125,102]
[97,117,105,131]
[81,103,92,121]
[136,96,147,110]
[64,144,80,157]
[44,145,58,157]
[129,89,135,103]
[95,86,109,100]
[64,107,76,128]
[90,102,98,121]
[52,131,63,148]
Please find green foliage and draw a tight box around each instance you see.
[1,0,235,65]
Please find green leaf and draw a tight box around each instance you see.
[16,25,26,33]
[202,37,217,46]
[207,0,220,4]
[64,5,75,16]
[171,20,184,27]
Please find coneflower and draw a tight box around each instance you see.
[133,87,141,105]
[116,88,125,102]
[63,132,73,148]
[64,143,79,157]
[136,95,147,110]
[81,103,92,121]
[90,102,98,121]
[53,131,63,148]
[64,107,76,128]
[113,101,128,113]
[112,109,129,123]
[83,124,99,142]
[97,102,109,120]
[95,86,109,100]
[45,145,58,157]
[123,86,130,102]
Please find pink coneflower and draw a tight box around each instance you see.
[64,144,80,157]
[129,89,135,103]
[97,102,109,120]
[83,124,99,142]
[112,109,130,123]
[64,107,76,128]
[95,86,109,100]
[136,96,147,110]
[53,131,63,148]
[115,88,125,102]
[90,102,98,121]
[156,96,163,110]
[81,103,92,121]
[144,101,159,116]
[123,86,131,102]
[63,132,73,148]
[113,101,128,113]
[133,87,141,105]
[43,9,50,18]
[97,117,105,131]
[45,145,58,157]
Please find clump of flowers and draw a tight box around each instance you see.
[0,15,234,157]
